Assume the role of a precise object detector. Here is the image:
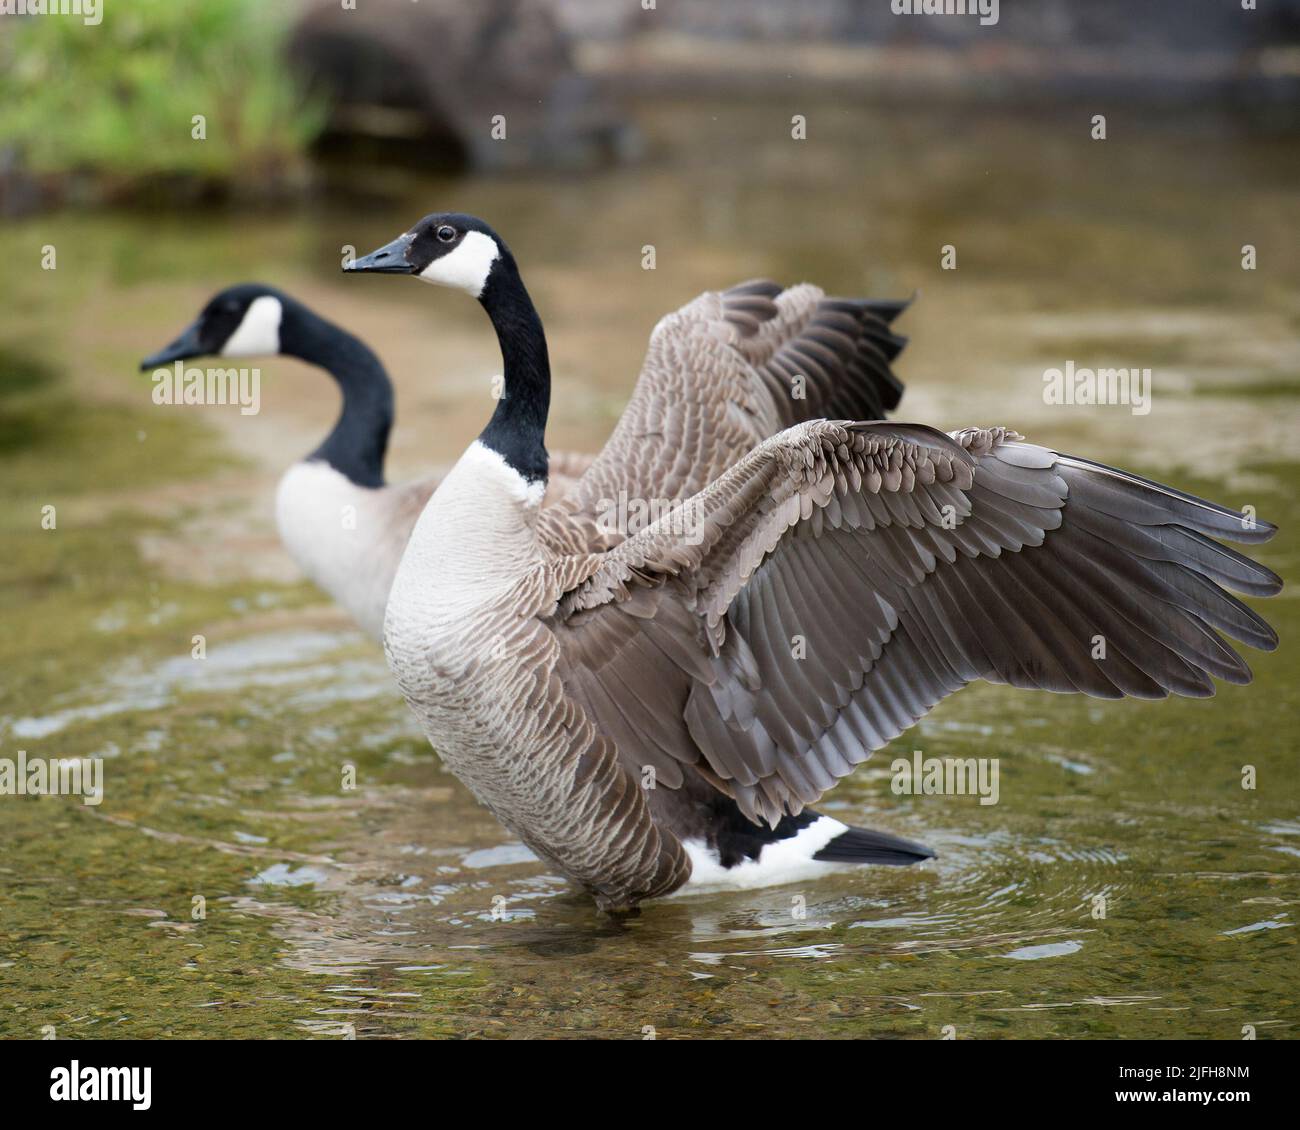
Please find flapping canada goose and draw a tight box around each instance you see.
[347,214,1280,913]
[140,284,592,639]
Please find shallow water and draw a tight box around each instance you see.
[1,100,1297,1039]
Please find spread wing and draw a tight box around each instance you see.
[546,422,1281,825]
[537,281,906,555]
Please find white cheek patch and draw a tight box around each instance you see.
[221,295,283,357]
[418,231,500,298]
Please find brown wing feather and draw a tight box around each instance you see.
[548,422,1280,825]
[537,282,909,557]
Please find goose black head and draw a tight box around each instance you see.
[140,284,287,370]
[345,213,508,301]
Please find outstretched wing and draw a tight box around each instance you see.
[537,281,907,555]
[548,422,1280,825]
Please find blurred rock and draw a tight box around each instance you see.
[287,0,635,171]
[553,0,1300,106]
[554,0,1300,49]
[0,147,45,219]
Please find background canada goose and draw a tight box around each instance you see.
[348,214,1279,913]
[140,284,593,640]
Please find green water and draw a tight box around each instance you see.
[1,102,1296,1039]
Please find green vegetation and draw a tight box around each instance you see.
[0,0,324,197]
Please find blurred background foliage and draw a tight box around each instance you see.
[2,0,1297,213]
[0,0,322,196]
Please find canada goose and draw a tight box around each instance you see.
[348,214,1280,913]
[140,284,592,640]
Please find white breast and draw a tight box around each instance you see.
[384,440,544,630]
[382,442,548,778]
[274,461,401,640]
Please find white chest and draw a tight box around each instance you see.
[384,442,545,626]
[274,461,395,640]
[382,442,549,769]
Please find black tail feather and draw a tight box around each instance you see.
[813,821,935,866]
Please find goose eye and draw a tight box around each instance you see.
[436,225,457,243]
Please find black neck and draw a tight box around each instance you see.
[281,303,393,489]
[475,256,550,484]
